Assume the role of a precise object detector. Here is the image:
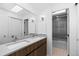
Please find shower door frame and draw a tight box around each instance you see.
[52,8,70,56]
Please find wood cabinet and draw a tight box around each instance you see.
[8,38,47,56]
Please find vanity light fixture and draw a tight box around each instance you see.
[41,17,44,21]
[40,15,45,21]
[11,5,23,13]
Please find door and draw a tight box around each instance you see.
[52,9,69,56]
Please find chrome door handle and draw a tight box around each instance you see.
[67,34,69,37]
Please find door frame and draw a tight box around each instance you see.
[66,8,70,56]
[52,8,70,56]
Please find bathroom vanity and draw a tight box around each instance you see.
[0,35,47,56]
[8,37,47,56]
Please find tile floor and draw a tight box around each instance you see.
[52,39,68,56]
[52,47,68,56]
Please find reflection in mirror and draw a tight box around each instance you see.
[24,19,28,36]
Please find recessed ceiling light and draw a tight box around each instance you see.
[11,5,23,13]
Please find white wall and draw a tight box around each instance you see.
[37,3,77,56]
[0,13,9,44]
[76,4,79,56]
[37,16,47,34]
[28,17,36,34]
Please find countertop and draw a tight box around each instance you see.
[0,36,46,56]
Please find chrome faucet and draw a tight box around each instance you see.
[15,36,18,40]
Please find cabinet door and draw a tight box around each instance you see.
[9,52,16,56]
[35,43,46,56]
[28,51,36,56]
[9,17,22,41]
[28,39,47,56]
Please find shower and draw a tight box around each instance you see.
[52,9,69,56]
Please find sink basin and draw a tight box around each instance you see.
[7,37,45,50]
[7,42,27,50]
[23,37,44,42]
[23,38,34,41]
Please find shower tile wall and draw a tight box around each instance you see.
[53,14,67,41]
[53,13,67,53]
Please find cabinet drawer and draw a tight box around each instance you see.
[9,52,16,56]
[27,43,37,53]
[16,47,29,56]
[36,38,46,48]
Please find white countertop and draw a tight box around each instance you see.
[0,36,46,56]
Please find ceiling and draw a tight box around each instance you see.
[17,3,55,15]
[28,3,54,14]
[0,3,15,10]
[0,3,36,18]
[0,3,55,16]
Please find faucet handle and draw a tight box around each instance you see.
[15,36,17,39]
